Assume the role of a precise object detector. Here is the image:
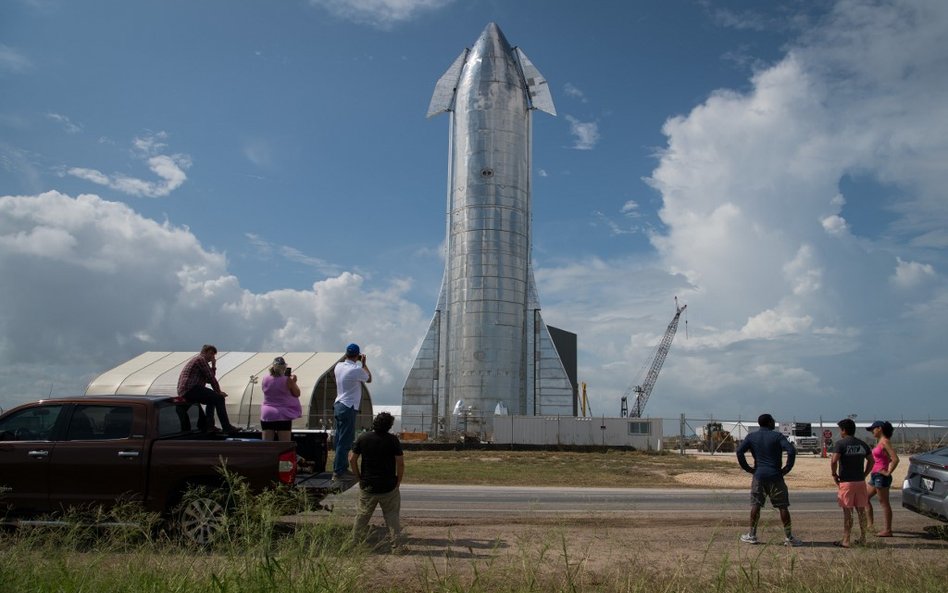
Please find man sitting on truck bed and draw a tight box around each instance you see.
[177,344,240,436]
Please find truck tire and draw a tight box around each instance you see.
[174,493,227,545]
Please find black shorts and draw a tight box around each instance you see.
[260,420,292,431]
[869,472,892,489]
[750,475,790,508]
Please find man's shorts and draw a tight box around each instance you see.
[837,481,869,508]
[750,476,790,508]
[868,472,892,489]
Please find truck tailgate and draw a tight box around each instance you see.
[147,438,296,510]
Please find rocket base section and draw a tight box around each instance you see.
[529,311,576,417]
[402,310,443,435]
[402,306,577,435]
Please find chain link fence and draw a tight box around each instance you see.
[394,411,947,454]
[664,415,948,455]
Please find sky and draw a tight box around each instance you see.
[1,0,946,423]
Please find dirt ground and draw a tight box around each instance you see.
[673,451,912,489]
[344,454,945,591]
[363,512,947,591]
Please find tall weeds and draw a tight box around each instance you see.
[1,473,945,593]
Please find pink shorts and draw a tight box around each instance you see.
[837,481,869,508]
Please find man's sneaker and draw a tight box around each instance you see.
[740,533,759,544]
[783,535,804,547]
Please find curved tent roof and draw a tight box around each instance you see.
[85,351,374,430]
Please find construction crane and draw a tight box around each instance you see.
[579,382,592,417]
[620,297,687,418]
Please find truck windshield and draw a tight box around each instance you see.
[157,402,201,437]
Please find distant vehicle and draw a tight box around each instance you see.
[902,446,948,523]
[0,395,337,543]
[780,422,821,455]
[786,434,820,455]
[699,422,735,453]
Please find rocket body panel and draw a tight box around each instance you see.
[402,23,574,435]
[445,23,530,421]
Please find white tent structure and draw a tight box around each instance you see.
[85,351,374,431]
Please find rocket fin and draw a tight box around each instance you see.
[526,267,574,415]
[530,311,576,416]
[402,282,446,433]
[427,49,469,118]
[514,48,556,116]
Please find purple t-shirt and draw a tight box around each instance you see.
[260,375,302,422]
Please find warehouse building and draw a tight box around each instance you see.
[85,351,374,431]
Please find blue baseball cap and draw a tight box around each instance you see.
[346,343,360,356]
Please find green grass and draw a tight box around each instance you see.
[3,518,946,593]
[2,459,946,592]
[333,449,735,488]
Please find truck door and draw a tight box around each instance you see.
[46,404,146,509]
[0,403,66,514]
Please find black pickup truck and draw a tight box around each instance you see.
[0,395,347,543]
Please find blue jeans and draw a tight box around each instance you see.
[333,402,357,475]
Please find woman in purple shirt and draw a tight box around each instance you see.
[260,357,301,441]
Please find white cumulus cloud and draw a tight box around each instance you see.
[0,191,429,410]
[891,257,936,289]
[565,115,600,150]
[309,0,455,29]
[66,133,191,198]
[556,0,948,416]
[0,44,31,73]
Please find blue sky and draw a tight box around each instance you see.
[1,0,946,423]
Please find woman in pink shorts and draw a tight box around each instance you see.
[865,420,899,537]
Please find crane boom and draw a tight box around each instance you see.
[622,298,687,418]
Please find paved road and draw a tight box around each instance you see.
[384,484,905,518]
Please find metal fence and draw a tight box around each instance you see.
[393,411,948,453]
[397,412,663,448]
[668,415,948,455]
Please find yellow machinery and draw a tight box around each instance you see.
[701,422,735,453]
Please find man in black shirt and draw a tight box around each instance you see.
[349,411,404,543]
[735,413,802,546]
[830,418,872,547]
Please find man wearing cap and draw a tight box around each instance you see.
[332,343,372,483]
[735,413,803,546]
[831,418,873,547]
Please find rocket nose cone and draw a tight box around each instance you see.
[474,22,512,53]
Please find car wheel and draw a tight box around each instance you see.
[175,495,226,545]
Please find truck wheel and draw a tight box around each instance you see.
[175,495,226,545]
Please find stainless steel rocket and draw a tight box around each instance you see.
[402,23,576,437]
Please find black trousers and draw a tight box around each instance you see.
[182,385,233,430]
